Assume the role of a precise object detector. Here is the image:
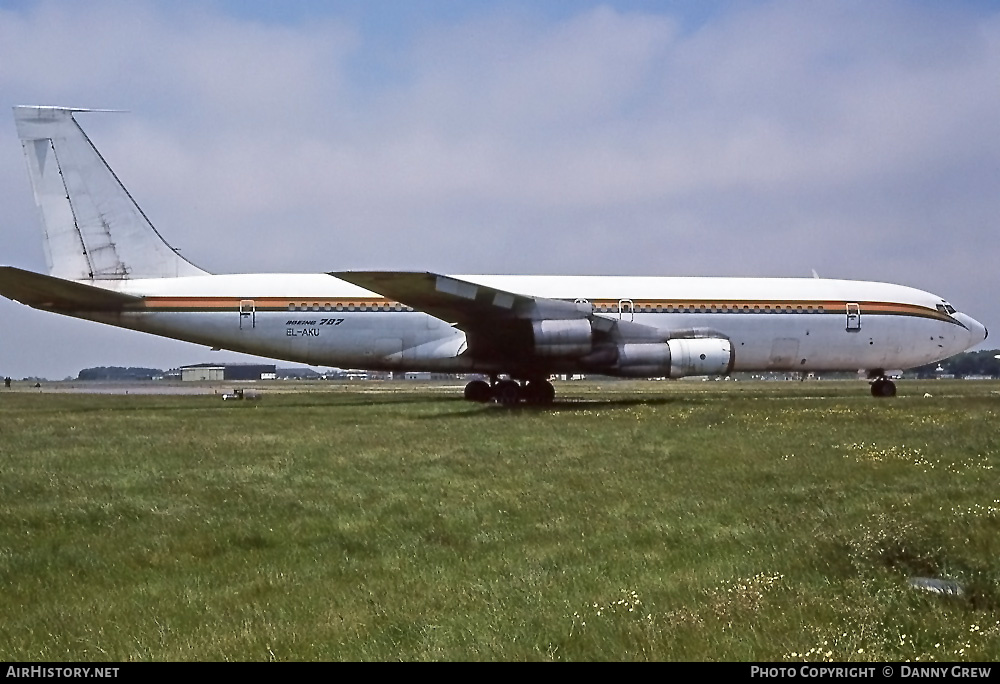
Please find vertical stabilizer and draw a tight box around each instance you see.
[13,106,208,280]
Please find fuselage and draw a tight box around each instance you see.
[79,272,985,375]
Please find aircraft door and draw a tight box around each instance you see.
[239,300,256,330]
[619,299,634,322]
[846,303,861,332]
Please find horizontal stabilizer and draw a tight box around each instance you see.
[0,266,140,311]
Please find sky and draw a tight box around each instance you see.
[0,0,998,379]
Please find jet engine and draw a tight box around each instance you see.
[531,319,593,358]
[614,338,734,378]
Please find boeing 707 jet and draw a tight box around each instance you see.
[1,106,987,404]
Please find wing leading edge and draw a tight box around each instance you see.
[328,271,594,326]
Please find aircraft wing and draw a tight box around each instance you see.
[329,271,594,326]
[330,270,630,364]
[0,266,141,311]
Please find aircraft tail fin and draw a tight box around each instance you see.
[13,106,208,281]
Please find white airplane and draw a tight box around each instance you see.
[1,106,987,404]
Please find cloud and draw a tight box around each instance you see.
[0,0,998,378]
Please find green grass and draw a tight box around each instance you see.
[1,380,999,661]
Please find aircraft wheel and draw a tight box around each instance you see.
[523,380,555,405]
[870,378,897,398]
[464,379,492,402]
[494,379,521,406]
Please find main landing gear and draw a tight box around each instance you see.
[463,376,556,406]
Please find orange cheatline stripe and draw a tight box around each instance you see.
[137,297,397,309]
[134,297,901,310]
[129,296,957,323]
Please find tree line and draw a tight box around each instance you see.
[77,367,163,381]
[909,349,1000,378]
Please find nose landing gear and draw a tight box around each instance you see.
[869,373,897,398]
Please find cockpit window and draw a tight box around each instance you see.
[937,302,957,315]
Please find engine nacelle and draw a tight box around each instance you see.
[532,319,593,358]
[614,338,734,378]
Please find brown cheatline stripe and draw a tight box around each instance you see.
[128,296,958,324]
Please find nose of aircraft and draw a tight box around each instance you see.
[954,313,988,347]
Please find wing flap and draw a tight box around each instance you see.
[0,266,141,311]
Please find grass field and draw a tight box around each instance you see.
[1,379,999,661]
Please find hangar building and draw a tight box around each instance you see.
[180,363,277,381]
